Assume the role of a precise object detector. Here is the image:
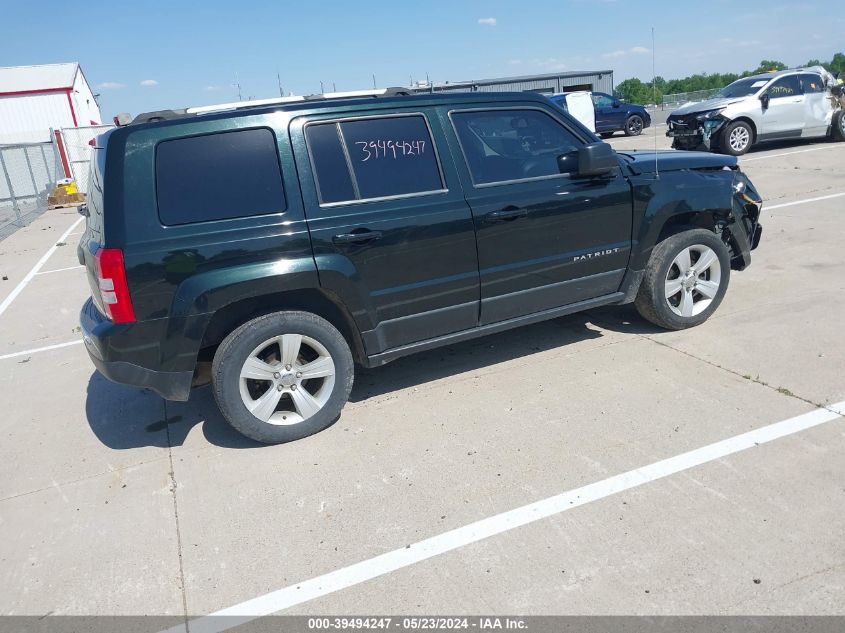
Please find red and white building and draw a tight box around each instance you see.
[0,62,102,145]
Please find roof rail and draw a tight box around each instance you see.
[128,87,413,125]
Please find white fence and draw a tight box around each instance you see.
[58,124,114,194]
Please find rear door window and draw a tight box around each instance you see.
[799,73,825,94]
[306,114,444,205]
[768,76,802,99]
[155,128,286,226]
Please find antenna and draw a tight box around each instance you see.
[372,74,377,89]
[234,73,242,101]
[652,26,659,179]
[277,70,283,97]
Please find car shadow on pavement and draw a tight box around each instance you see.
[585,303,667,336]
[349,313,607,402]
[745,136,834,155]
[85,372,263,450]
[85,306,661,449]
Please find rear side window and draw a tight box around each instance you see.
[156,128,286,226]
[306,115,444,205]
[800,74,825,94]
[451,109,581,185]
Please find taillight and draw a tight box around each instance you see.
[93,248,136,323]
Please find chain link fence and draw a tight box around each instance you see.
[59,124,114,194]
[662,88,722,110]
[0,141,62,240]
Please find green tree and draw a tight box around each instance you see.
[755,60,787,73]
[614,77,663,105]
[612,52,844,105]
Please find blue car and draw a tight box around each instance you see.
[590,92,651,137]
[552,92,651,138]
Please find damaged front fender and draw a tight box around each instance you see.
[628,166,762,271]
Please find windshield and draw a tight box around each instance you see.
[715,77,770,98]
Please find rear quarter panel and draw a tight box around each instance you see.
[108,111,319,372]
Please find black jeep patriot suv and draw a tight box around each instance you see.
[79,90,763,443]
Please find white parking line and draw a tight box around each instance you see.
[766,191,845,211]
[0,339,83,362]
[36,265,85,275]
[0,216,84,319]
[742,143,844,163]
[175,401,845,633]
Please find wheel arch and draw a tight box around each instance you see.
[726,116,758,143]
[198,288,367,368]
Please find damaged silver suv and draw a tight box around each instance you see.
[667,67,845,155]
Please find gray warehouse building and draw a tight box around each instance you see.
[410,70,613,95]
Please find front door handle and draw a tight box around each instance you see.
[332,230,383,244]
[486,207,528,223]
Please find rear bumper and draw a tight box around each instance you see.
[80,298,193,401]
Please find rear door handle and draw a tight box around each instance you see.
[486,207,528,223]
[332,230,383,244]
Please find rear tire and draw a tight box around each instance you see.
[832,110,845,142]
[212,311,354,444]
[600,132,615,139]
[721,120,753,156]
[634,229,731,330]
[624,115,644,136]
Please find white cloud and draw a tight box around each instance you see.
[602,46,650,59]
[204,85,221,92]
[477,17,497,26]
[508,59,522,65]
[533,57,567,71]
[139,79,159,87]
[97,81,125,89]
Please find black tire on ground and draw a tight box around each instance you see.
[832,110,845,142]
[720,120,753,156]
[211,311,354,444]
[634,228,731,331]
[600,132,615,139]
[623,115,644,136]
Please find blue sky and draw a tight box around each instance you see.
[1,0,840,118]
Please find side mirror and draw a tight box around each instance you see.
[612,102,621,108]
[557,151,579,174]
[574,142,617,177]
[760,93,770,110]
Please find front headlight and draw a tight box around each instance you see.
[696,108,726,121]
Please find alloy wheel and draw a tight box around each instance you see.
[664,244,722,318]
[729,126,750,153]
[238,334,336,425]
[627,116,643,134]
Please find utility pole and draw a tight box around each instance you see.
[277,70,284,97]
[320,80,325,94]
[234,73,242,100]
[332,82,336,92]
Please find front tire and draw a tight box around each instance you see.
[634,229,731,330]
[624,115,644,136]
[212,311,354,444]
[721,120,753,156]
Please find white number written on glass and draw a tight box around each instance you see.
[354,140,426,161]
